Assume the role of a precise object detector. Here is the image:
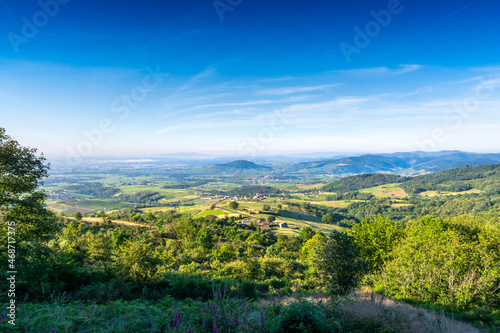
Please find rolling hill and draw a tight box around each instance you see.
[321,163,500,194]
[288,151,500,175]
[197,160,272,174]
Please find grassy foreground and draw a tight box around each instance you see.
[2,289,480,333]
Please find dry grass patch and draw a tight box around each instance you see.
[338,289,480,333]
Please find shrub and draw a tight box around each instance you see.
[269,300,335,333]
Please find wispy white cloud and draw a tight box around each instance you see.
[395,64,423,74]
[177,67,216,92]
[333,64,423,76]
[257,84,341,95]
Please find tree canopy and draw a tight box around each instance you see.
[0,128,56,243]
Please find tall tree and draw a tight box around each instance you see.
[0,128,59,299]
[317,231,367,295]
[0,127,57,243]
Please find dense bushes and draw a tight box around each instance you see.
[269,300,337,333]
[376,216,500,308]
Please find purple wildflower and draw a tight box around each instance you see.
[24,293,29,300]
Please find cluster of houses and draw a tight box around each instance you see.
[230,196,249,201]
[48,190,75,200]
[252,193,268,201]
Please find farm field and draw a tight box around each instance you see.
[359,184,408,198]
[46,199,131,214]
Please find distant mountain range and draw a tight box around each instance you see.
[283,151,500,175]
[199,151,500,176]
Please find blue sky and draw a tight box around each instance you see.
[1,0,500,159]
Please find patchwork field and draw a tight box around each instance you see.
[360,184,408,198]
[46,199,130,214]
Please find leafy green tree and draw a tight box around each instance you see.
[211,244,236,263]
[246,232,267,246]
[114,239,160,283]
[321,212,343,224]
[378,216,500,308]
[197,227,214,251]
[267,215,276,222]
[74,211,82,221]
[300,232,326,264]
[0,128,62,299]
[317,231,367,295]
[298,227,315,243]
[321,213,335,224]
[0,128,57,243]
[262,204,271,211]
[350,215,404,272]
[228,201,239,209]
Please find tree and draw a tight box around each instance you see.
[298,227,315,243]
[378,216,500,308]
[228,201,239,209]
[267,215,276,223]
[300,232,326,263]
[317,231,367,295]
[0,128,59,299]
[74,211,82,221]
[322,212,341,224]
[0,128,57,243]
[350,215,404,272]
[114,239,160,283]
[262,204,271,211]
[197,227,214,251]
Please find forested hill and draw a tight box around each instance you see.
[321,174,406,192]
[192,160,271,175]
[321,164,500,194]
[287,151,500,175]
[401,163,500,194]
[404,163,500,184]
[216,160,270,169]
[288,155,410,174]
